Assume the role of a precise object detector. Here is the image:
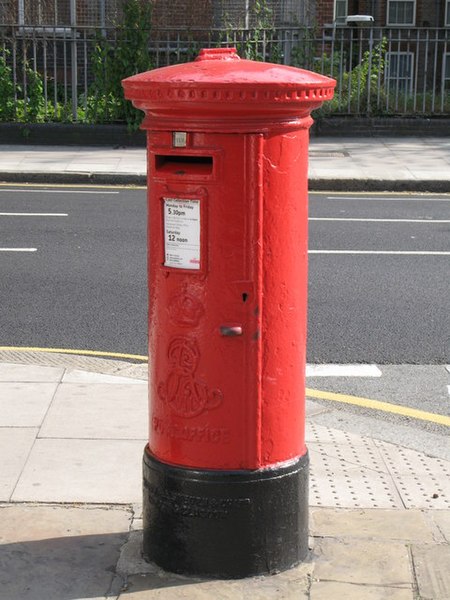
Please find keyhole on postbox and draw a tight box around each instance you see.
[242,293,248,303]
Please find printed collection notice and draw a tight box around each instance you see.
[164,198,201,270]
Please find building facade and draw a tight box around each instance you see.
[0,1,315,28]
[0,0,448,29]
[318,0,449,27]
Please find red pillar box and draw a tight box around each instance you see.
[123,48,335,579]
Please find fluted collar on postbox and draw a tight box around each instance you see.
[122,47,335,132]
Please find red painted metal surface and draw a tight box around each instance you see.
[123,48,335,470]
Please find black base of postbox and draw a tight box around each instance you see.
[142,447,309,579]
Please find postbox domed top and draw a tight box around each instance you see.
[122,47,336,131]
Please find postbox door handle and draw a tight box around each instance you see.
[220,325,243,337]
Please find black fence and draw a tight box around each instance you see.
[0,24,449,123]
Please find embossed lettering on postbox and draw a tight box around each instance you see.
[158,336,223,418]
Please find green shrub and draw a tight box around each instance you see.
[87,0,153,130]
[0,52,16,121]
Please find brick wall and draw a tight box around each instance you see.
[0,0,447,29]
[152,0,213,29]
[0,0,13,24]
[316,0,334,24]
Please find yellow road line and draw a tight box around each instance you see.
[0,346,148,362]
[306,387,450,427]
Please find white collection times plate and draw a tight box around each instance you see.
[164,198,201,270]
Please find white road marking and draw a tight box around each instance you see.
[0,248,37,252]
[0,189,119,194]
[306,364,382,377]
[0,212,68,217]
[309,250,450,255]
[447,385,450,396]
[309,218,450,223]
[324,196,450,202]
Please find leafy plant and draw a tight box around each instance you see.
[0,51,16,121]
[87,0,153,129]
[1,53,47,123]
[346,37,387,112]
[289,27,318,70]
[244,0,275,61]
[314,37,388,116]
[22,61,45,122]
[222,0,279,62]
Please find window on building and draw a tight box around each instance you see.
[444,54,450,90]
[386,52,414,93]
[16,0,76,35]
[387,0,415,26]
[334,0,348,23]
[446,0,450,26]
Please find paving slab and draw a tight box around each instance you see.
[40,382,147,439]
[0,382,58,426]
[308,438,388,472]
[306,399,330,417]
[309,446,403,509]
[310,508,436,542]
[411,544,450,600]
[113,363,148,380]
[309,581,414,599]
[0,362,64,382]
[121,566,311,599]
[11,438,144,503]
[313,538,412,586]
[0,504,130,600]
[375,441,450,509]
[429,510,450,542]
[0,428,38,501]
[306,421,379,446]
[62,368,147,384]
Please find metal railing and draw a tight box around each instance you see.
[0,24,449,123]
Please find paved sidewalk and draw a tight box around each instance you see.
[0,137,449,192]
[1,351,449,599]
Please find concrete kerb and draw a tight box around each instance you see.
[310,178,450,193]
[0,171,147,187]
[1,171,450,193]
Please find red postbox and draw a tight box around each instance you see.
[123,48,335,578]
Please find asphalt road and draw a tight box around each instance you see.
[1,185,449,365]
[0,185,147,357]
[308,193,450,364]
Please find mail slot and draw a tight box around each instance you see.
[154,154,214,176]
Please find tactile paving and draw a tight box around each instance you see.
[308,423,403,508]
[0,350,136,374]
[307,422,450,510]
[375,440,450,509]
